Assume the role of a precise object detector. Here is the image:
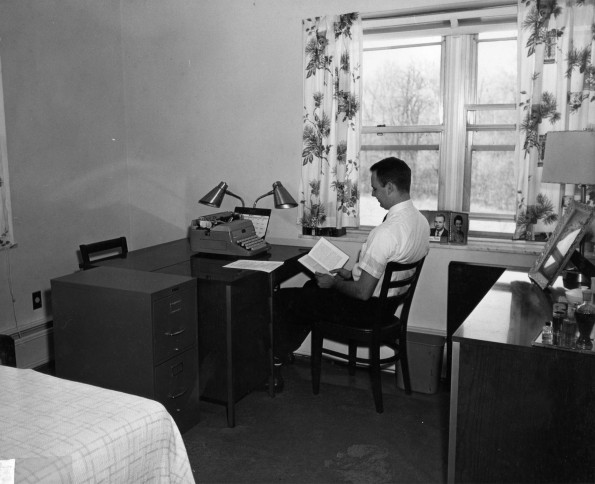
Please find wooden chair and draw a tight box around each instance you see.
[311,257,426,413]
[79,237,128,270]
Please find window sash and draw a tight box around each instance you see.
[464,104,517,231]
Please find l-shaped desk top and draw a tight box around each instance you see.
[95,237,309,283]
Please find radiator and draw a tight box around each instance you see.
[0,321,53,369]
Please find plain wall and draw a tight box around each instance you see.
[0,0,538,344]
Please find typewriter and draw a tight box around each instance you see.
[189,211,270,257]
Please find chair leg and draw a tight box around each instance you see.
[397,336,412,395]
[311,326,323,395]
[348,340,357,376]
[369,344,383,413]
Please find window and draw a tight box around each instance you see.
[360,4,518,237]
[0,57,13,249]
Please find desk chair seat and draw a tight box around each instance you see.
[79,237,128,270]
[311,257,425,413]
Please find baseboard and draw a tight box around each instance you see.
[0,321,54,369]
[407,325,446,337]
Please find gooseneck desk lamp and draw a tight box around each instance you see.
[199,181,245,208]
[253,181,298,209]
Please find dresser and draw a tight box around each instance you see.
[51,266,199,433]
[448,269,595,483]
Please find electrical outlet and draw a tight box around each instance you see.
[32,291,42,310]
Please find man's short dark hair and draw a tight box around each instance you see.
[370,157,411,193]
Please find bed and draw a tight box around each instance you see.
[0,366,195,483]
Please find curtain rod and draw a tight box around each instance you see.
[362,0,517,21]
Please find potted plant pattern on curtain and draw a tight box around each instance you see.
[514,0,595,240]
[300,13,361,234]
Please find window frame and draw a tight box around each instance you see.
[0,56,14,249]
[359,3,518,239]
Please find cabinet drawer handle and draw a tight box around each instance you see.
[164,328,186,336]
[168,388,188,399]
[169,300,182,313]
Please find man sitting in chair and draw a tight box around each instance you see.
[272,157,430,392]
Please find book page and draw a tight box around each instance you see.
[298,254,329,275]
[299,237,349,275]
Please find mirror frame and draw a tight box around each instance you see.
[528,201,595,290]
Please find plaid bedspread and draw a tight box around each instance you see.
[0,366,194,483]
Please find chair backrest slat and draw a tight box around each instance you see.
[376,257,426,324]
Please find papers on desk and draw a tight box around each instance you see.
[223,260,284,273]
[0,460,15,484]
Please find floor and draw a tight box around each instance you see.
[182,355,451,483]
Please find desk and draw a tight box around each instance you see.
[97,239,307,427]
[448,269,595,483]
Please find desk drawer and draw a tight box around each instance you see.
[154,348,199,432]
[153,288,197,363]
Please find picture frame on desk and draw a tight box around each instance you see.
[449,212,469,245]
[528,200,595,290]
[421,210,469,245]
[422,210,450,244]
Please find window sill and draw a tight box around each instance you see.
[436,237,544,255]
[298,230,545,256]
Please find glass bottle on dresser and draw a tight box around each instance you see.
[575,279,595,350]
[561,303,578,348]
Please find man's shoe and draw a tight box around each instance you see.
[276,353,295,365]
[262,374,284,393]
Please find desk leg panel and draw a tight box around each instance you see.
[197,274,270,408]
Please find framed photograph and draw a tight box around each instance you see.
[528,201,595,290]
[449,212,469,245]
[421,210,451,244]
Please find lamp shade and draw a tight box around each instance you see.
[199,181,245,208]
[542,131,595,185]
[253,181,298,208]
[199,181,228,207]
[272,181,298,209]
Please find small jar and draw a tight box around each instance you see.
[542,321,553,345]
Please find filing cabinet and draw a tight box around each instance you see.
[51,266,199,432]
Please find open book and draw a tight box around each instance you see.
[299,237,349,275]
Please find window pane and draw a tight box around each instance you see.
[469,219,516,234]
[360,149,439,225]
[470,130,516,145]
[363,44,441,126]
[361,131,440,148]
[477,39,517,104]
[469,150,516,215]
[471,109,516,125]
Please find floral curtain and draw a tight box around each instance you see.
[514,0,595,240]
[299,13,362,232]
